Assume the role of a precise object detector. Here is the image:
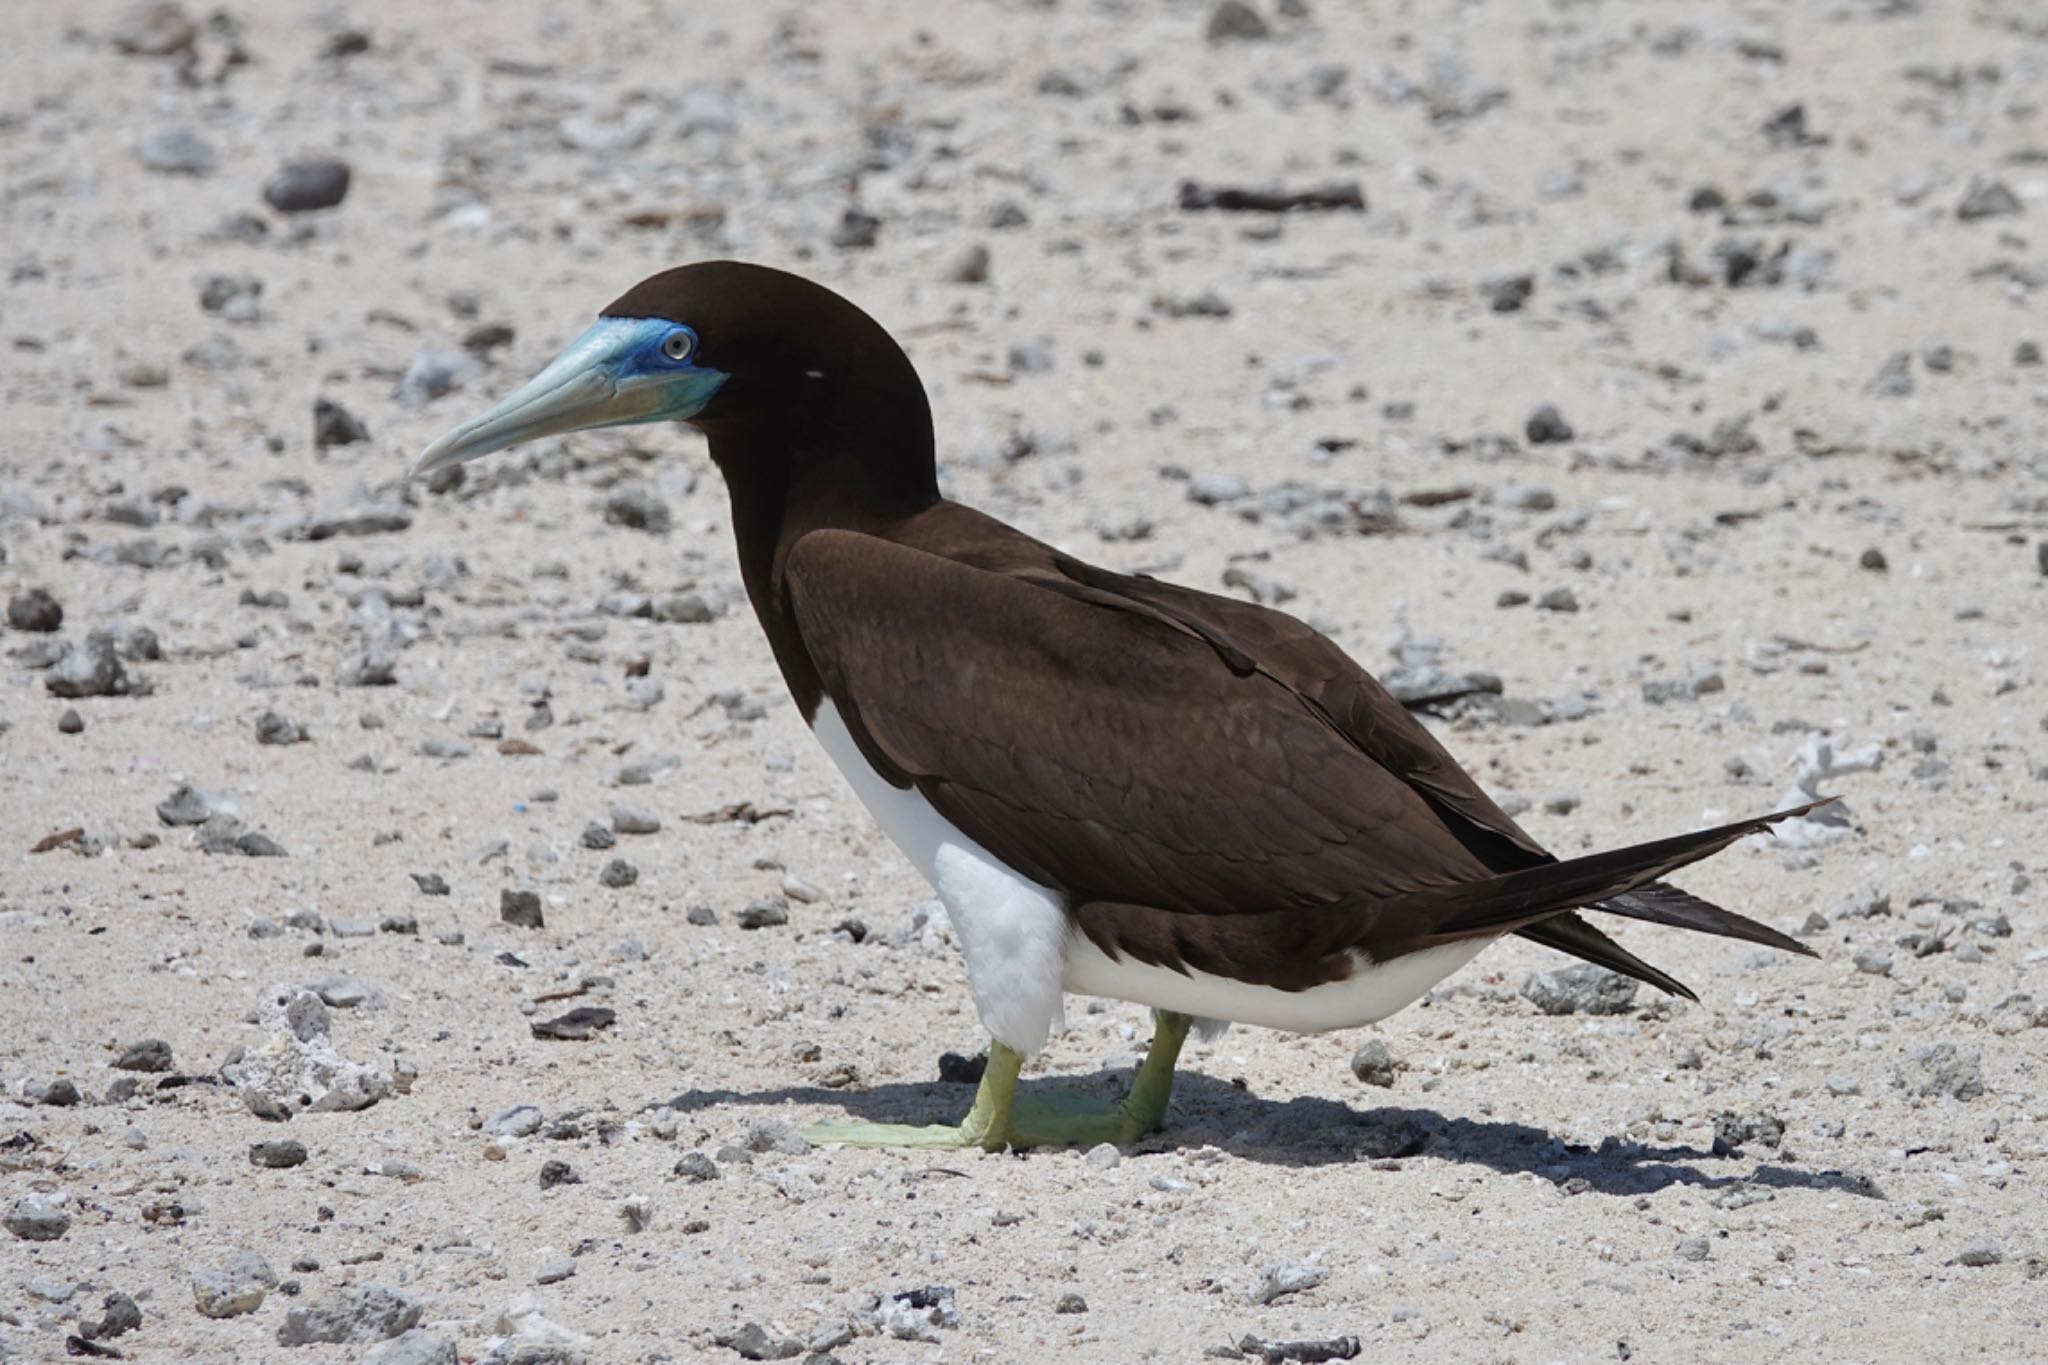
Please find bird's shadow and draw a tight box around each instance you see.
[650,1067,1882,1201]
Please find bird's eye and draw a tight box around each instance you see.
[661,331,694,363]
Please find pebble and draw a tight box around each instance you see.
[363,1330,461,1365]
[599,858,639,887]
[251,1138,310,1168]
[1085,1141,1122,1170]
[1055,1292,1088,1314]
[603,483,673,532]
[1957,179,2021,222]
[1521,963,1638,1015]
[46,634,139,698]
[536,1251,577,1284]
[136,125,218,175]
[276,1284,423,1346]
[314,397,371,450]
[80,1292,143,1342]
[5,1193,70,1240]
[1852,948,1893,976]
[110,2,198,56]
[57,708,85,733]
[686,905,719,926]
[115,1038,174,1072]
[746,1117,812,1155]
[1250,1261,1328,1305]
[1955,1236,2004,1267]
[1207,0,1271,41]
[946,243,991,284]
[724,1321,806,1360]
[411,872,450,896]
[485,1104,544,1138]
[1676,1236,1711,1262]
[1349,1038,1396,1087]
[500,889,545,929]
[1893,1041,1984,1100]
[530,1006,614,1040]
[193,1251,276,1318]
[257,709,308,744]
[7,586,62,631]
[1524,404,1574,444]
[1535,587,1580,613]
[737,897,790,930]
[611,805,661,835]
[831,207,881,250]
[1236,1334,1361,1365]
[673,1150,721,1181]
[264,159,352,213]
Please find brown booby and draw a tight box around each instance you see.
[415,261,1821,1150]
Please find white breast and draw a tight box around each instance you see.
[812,702,1072,1056]
[809,701,1489,1052]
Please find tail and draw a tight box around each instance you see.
[1386,801,1830,973]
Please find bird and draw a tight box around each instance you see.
[414,261,1822,1151]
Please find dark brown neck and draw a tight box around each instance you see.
[706,414,939,722]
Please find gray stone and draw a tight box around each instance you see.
[257,709,307,744]
[1206,0,1270,41]
[736,897,789,930]
[1085,1141,1121,1170]
[1350,1038,1396,1087]
[364,1330,461,1365]
[1524,404,1574,444]
[1893,1041,1984,1100]
[5,1193,70,1240]
[115,1038,173,1072]
[724,1321,805,1360]
[7,587,62,631]
[338,644,399,687]
[745,1117,811,1156]
[46,634,138,698]
[830,207,881,250]
[412,872,451,896]
[158,785,235,826]
[110,2,198,56]
[604,483,672,533]
[1958,179,2021,222]
[1676,1236,1711,1262]
[193,1251,275,1318]
[251,1138,309,1167]
[58,707,85,733]
[1055,1293,1088,1314]
[501,889,545,929]
[536,1253,576,1285]
[80,1292,142,1341]
[1956,1235,2004,1267]
[673,1150,720,1182]
[1521,963,1637,1015]
[599,859,638,888]
[611,806,661,835]
[264,159,352,212]
[485,1105,544,1138]
[137,125,218,174]
[1535,586,1580,613]
[1249,1261,1327,1305]
[314,397,370,449]
[277,1284,423,1346]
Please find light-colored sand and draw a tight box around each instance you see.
[3,1,2046,1360]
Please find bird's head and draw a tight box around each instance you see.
[412,261,932,487]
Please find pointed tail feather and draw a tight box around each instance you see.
[1388,800,1831,950]
[1516,912,1699,1001]
[1595,880,1816,957]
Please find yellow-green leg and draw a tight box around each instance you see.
[804,1009,1194,1151]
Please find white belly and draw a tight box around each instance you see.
[809,702,1487,1053]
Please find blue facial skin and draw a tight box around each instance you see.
[607,319,730,425]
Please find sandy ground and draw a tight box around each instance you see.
[4,0,2047,1360]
